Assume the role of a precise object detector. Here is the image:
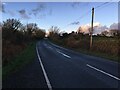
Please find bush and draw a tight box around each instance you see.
[2,19,45,66]
[92,38,119,56]
[49,30,119,57]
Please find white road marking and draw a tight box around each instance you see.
[48,46,52,49]
[86,64,120,81]
[44,43,53,50]
[44,43,53,49]
[57,50,71,58]
[44,43,47,47]
[36,46,52,90]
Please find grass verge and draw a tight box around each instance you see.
[3,41,37,79]
[50,40,119,63]
[73,48,119,63]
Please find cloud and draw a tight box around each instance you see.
[70,21,80,25]
[18,9,30,19]
[94,25,108,34]
[0,2,17,16]
[71,2,90,9]
[32,3,46,16]
[31,3,52,18]
[8,10,15,16]
[1,2,52,19]
[78,24,90,34]
[110,23,118,30]
[0,2,16,16]
[78,22,108,34]
[78,22,120,34]
[0,2,6,13]
[71,2,80,8]
[2,3,6,5]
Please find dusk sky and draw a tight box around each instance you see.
[0,1,118,33]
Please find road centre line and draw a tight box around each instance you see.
[86,64,120,81]
[44,43,47,46]
[48,46,53,49]
[57,50,71,58]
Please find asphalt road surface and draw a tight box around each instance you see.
[3,39,120,89]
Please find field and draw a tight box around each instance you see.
[49,34,120,63]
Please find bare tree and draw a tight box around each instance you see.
[77,26,82,34]
[34,29,46,39]
[26,23,38,37]
[19,25,27,35]
[48,26,60,36]
[48,26,60,40]
[2,19,22,33]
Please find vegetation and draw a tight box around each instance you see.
[48,26,120,63]
[3,42,36,78]
[2,18,120,78]
[2,18,45,67]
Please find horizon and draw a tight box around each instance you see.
[0,2,119,34]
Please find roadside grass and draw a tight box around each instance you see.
[3,41,37,79]
[50,40,119,63]
[73,48,119,63]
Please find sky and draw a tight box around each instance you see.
[0,1,118,34]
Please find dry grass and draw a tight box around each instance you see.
[2,40,27,66]
[50,35,119,62]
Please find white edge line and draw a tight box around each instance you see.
[57,50,71,58]
[86,64,120,81]
[36,46,52,90]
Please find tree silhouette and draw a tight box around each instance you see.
[3,19,22,33]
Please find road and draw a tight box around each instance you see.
[3,39,120,89]
[36,40,120,88]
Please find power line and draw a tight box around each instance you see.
[61,1,112,30]
[61,10,91,29]
[95,1,113,10]
[75,10,91,21]
[95,2,109,9]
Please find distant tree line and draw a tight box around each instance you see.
[48,26,119,58]
[100,29,120,37]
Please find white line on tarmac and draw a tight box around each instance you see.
[57,50,71,58]
[86,64,120,81]
[48,46,53,49]
[36,46,52,90]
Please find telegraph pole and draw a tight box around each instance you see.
[90,7,94,50]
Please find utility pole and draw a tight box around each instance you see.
[90,7,94,50]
